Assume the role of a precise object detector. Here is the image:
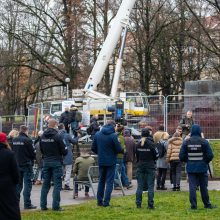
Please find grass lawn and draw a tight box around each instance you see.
[209,140,220,178]
[22,191,220,220]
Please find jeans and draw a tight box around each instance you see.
[114,158,129,187]
[71,121,79,132]
[188,172,211,208]
[37,168,42,181]
[40,161,63,210]
[97,165,116,206]
[16,164,33,208]
[136,165,155,208]
[64,164,72,186]
[170,161,182,187]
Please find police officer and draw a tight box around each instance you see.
[12,125,36,209]
[179,124,216,209]
[135,128,159,209]
[40,119,67,211]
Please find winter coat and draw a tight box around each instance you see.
[40,128,67,163]
[157,140,169,168]
[117,132,126,159]
[166,137,183,163]
[73,155,95,180]
[12,133,35,166]
[179,116,194,136]
[89,117,100,136]
[91,124,123,166]
[179,124,213,173]
[75,111,82,122]
[0,143,21,220]
[59,129,78,165]
[69,109,76,123]
[59,111,70,126]
[124,134,136,163]
[136,136,159,169]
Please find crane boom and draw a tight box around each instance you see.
[84,0,136,96]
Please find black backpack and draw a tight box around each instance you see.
[155,141,166,158]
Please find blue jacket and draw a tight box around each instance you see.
[91,124,122,166]
[59,129,78,165]
[179,124,214,173]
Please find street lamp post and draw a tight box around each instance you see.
[65,77,70,100]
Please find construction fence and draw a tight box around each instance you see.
[0,94,220,139]
[166,95,220,139]
[0,115,26,134]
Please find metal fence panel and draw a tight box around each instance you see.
[26,94,220,139]
[166,95,220,139]
[0,115,26,134]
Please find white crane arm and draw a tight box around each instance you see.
[84,0,137,96]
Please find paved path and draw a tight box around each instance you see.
[21,180,220,211]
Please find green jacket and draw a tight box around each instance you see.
[117,132,125,159]
[73,155,95,180]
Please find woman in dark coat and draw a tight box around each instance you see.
[0,132,21,220]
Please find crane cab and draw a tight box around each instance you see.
[119,92,150,116]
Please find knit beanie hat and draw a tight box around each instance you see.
[0,132,7,143]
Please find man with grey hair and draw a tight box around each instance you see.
[92,120,123,207]
[12,125,36,209]
[179,110,194,139]
[40,119,67,211]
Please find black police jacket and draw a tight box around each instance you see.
[12,133,35,166]
[40,128,67,163]
[136,137,159,168]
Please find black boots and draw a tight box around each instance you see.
[157,185,167,190]
[173,185,180,191]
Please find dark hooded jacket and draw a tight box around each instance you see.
[135,128,159,168]
[91,124,123,166]
[40,128,67,163]
[179,124,214,173]
[12,132,35,166]
[59,111,70,126]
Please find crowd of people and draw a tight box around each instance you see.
[0,109,217,219]
[91,110,216,209]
